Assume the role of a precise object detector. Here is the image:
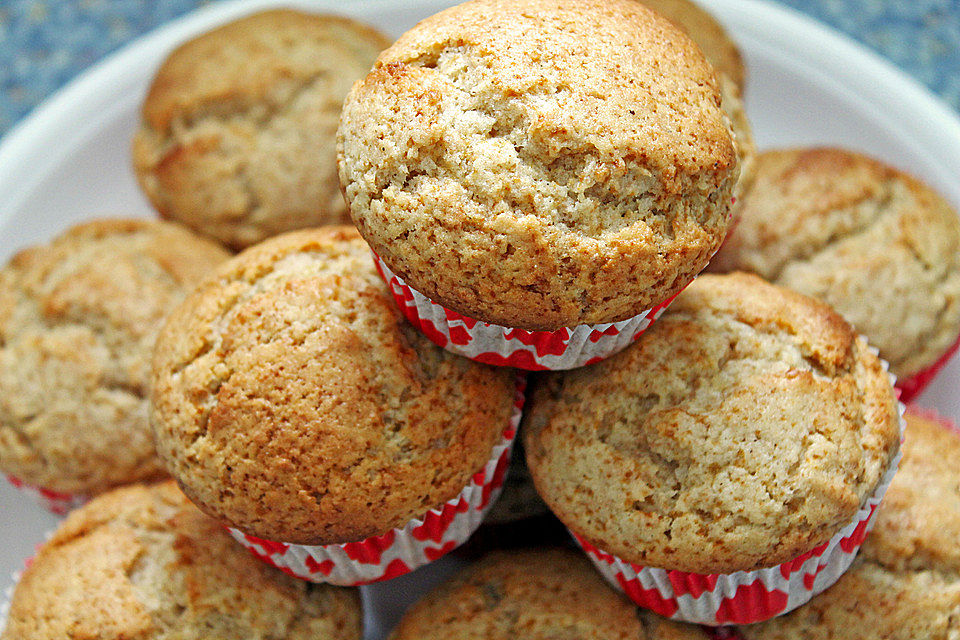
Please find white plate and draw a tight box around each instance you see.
[0,0,958,636]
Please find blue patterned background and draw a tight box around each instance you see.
[0,0,958,135]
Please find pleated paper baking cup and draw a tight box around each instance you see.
[573,400,905,625]
[373,253,685,371]
[896,331,960,402]
[0,570,15,632]
[230,377,526,586]
[5,475,87,516]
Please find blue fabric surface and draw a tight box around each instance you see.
[0,0,958,135]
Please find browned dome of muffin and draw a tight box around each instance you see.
[389,548,709,639]
[150,226,517,545]
[2,481,362,640]
[0,219,229,496]
[525,273,901,573]
[710,147,960,380]
[739,410,960,639]
[338,0,740,330]
[133,9,391,250]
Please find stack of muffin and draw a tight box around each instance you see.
[1,0,958,638]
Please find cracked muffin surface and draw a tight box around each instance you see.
[133,9,390,250]
[1,481,362,640]
[524,273,901,573]
[338,0,739,330]
[710,147,960,379]
[634,0,756,208]
[389,548,708,640]
[739,410,960,639]
[149,226,517,544]
[0,219,229,496]
[635,0,744,90]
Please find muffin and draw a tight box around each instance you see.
[133,9,390,250]
[524,273,903,624]
[738,408,960,639]
[709,148,960,400]
[390,548,709,639]
[636,0,756,206]
[150,226,522,584]
[0,219,229,510]
[638,0,744,90]
[338,0,741,369]
[1,481,362,640]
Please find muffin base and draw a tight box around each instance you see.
[572,401,905,625]
[374,254,684,370]
[230,376,526,586]
[5,475,87,516]
[896,331,960,402]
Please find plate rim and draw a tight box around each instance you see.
[1,0,959,222]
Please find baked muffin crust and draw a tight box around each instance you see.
[0,219,229,495]
[710,148,960,379]
[338,0,739,330]
[525,273,901,573]
[637,0,744,89]
[150,227,517,544]
[389,549,708,639]
[133,9,390,250]
[2,482,362,640]
[636,0,756,209]
[739,411,960,638]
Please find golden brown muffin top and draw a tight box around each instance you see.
[389,549,708,639]
[150,227,517,544]
[525,273,901,573]
[634,0,756,212]
[739,411,960,639]
[133,9,391,249]
[637,0,745,89]
[2,481,362,640]
[710,147,960,379]
[338,0,738,330]
[0,218,229,495]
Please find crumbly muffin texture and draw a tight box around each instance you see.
[710,148,960,379]
[635,0,755,211]
[525,273,901,573]
[150,227,517,545]
[389,548,709,639]
[339,0,739,330]
[636,0,744,89]
[133,9,390,250]
[2,482,362,640]
[739,411,960,638]
[0,219,229,496]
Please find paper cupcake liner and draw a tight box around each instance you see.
[230,375,527,586]
[5,475,87,516]
[0,570,15,632]
[896,331,960,402]
[373,253,685,371]
[573,357,905,626]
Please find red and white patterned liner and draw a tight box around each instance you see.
[5,475,87,516]
[230,376,526,586]
[0,570,15,631]
[573,369,906,626]
[896,331,960,402]
[373,253,686,371]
